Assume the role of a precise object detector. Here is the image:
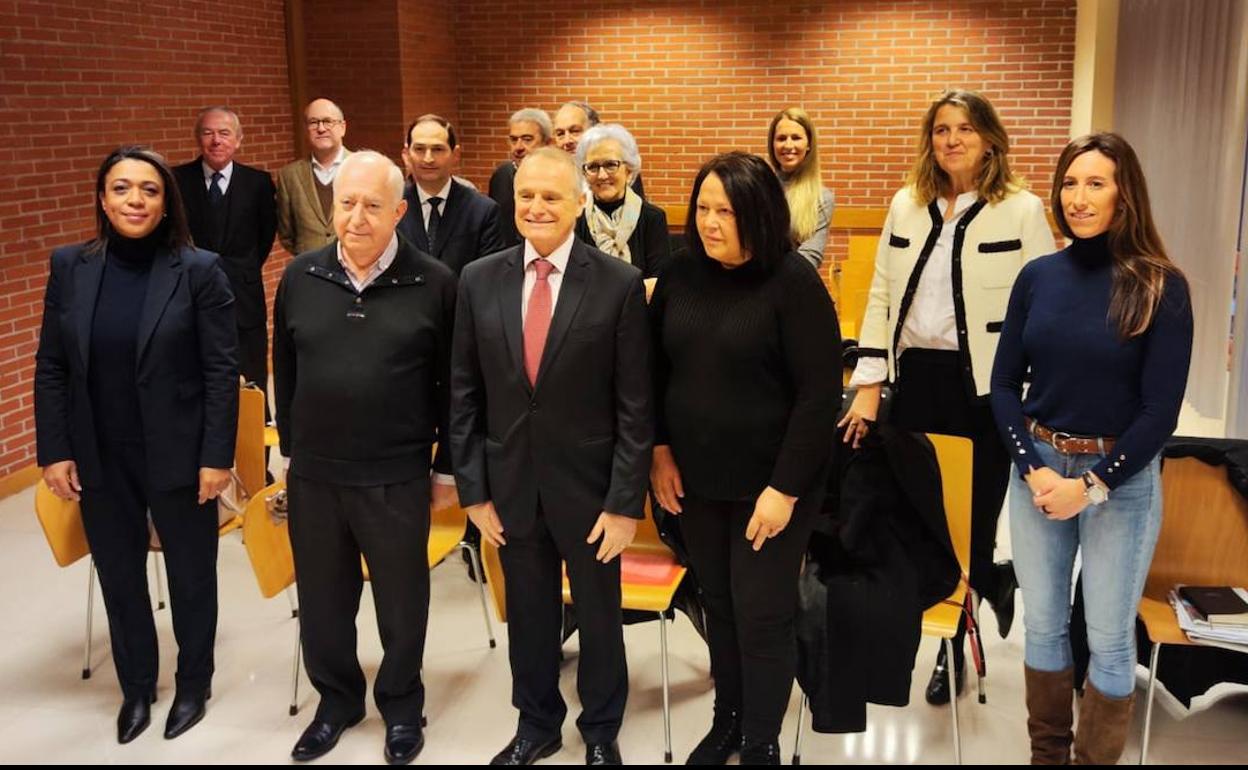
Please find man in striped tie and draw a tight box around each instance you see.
[450,147,653,766]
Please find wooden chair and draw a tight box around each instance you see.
[793,433,979,765]
[1136,454,1248,764]
[481,497,688,763]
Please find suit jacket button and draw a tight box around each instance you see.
[529,401,538,412]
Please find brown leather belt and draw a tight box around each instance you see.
[1026,418,1116,456]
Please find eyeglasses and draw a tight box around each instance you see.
[306,118,342,130]
[582,160,624,176]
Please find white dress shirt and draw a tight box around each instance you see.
[849,191,977,387]
[201,160,234,194]
[312,147,347,186]
[416,178,453,232]
[522,231,575,323]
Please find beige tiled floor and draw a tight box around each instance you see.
[2,461,1246,763]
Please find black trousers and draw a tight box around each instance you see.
[680,491,818,741]
[891,348,1011,661]
[498,500,627,744]
[238,324,271,431]
[79,439,219,700]
[286,473,431,726]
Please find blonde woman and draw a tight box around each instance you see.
[767,108,835,270]
[838,90,1056,705]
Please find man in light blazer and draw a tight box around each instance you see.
[277,98,351,256]
[451,148,652,766]
[174,106,277,402]
[399,114,503,275]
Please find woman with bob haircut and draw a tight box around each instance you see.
[649,151,840,764]
[990,132,1191,764]
[34,146,238,744]
[839,89,1056,705]
[766,107,836,270]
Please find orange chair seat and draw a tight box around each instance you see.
[921,582,969,639]
[560,549,687,614]
[1138,595,1196,647]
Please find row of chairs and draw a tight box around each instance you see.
[34,382,1248,764]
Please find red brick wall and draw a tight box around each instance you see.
[398,0,461,135]
[0,0,293,479]
[453,0,1077,278]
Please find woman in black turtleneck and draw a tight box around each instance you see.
[573,123,669,299]
[649,152,840,765]
[34,146,239,744]
[990,133,1191,765]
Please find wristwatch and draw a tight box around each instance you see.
[1082,471,1109,505]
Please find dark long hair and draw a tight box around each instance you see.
[87,145,192,257]
[1051,133,1183,339]
[685,151,793,270]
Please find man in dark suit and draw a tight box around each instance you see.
[273,151,457,766]
[451,147,652,766]
[174,106,277,399]
[399,114,503,274]
[487,108,553,249]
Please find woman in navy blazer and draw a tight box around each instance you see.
[34,146,238,744]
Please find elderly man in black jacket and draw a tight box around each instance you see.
[273,150,457,766]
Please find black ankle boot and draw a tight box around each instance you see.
[685,709,741,765]
[988,560,1018,638]
[924,645,965,705]
[739,737,780,766]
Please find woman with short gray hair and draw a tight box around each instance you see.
[574,124,669,296]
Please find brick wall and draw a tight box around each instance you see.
[452,0,1077,279]
[2,0,1077,481]
[0,0,292,479]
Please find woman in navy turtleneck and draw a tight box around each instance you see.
[34,146,239,744]
[990,133,1192,765]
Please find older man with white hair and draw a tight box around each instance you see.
[273,150,457,765]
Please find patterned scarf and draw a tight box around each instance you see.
[585,187,643,263]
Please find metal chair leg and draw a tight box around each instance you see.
[969,588,987,704]
[290,619,303,716]
[82,558,95,679]
[1141,642,1161,765]
[793,691,807,765]
[285,585,299,619]
[946,637,962,764]
[153,551,166,610]
[658,611,673,763]
[461,542,496,648]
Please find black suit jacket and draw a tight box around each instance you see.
[398,179,504,275]
[174,159,277,330]
[450,239,653,534]
[34,243,239,491]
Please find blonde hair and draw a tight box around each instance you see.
[906,90,1022,205]
[767,107,824,243]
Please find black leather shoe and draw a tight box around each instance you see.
[739,737,781,765]
[163,687,210,739]
[988,560,1018,638]
[489,734,562,765]
[117,692,155,744]
[291,713,365,761]
[685,710,741,765]
[924,646,966,705]
[384,723,425,765]
[586,741,621,765]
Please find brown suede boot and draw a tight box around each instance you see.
[1025,666,1074,765]
[1073,680,1134,765]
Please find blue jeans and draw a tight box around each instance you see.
[1010,440,1162,698]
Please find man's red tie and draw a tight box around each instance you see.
[524,258,555,386]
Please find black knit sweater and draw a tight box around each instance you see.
[650,251,841,500]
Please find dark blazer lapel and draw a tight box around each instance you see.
[498,248,528,391]
[408,187,431,252]
[136,248,183,370]
[73,251,105,370]
[433,182,469,259]
[534,241,590,391]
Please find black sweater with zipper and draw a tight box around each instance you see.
[273,237,456,486]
